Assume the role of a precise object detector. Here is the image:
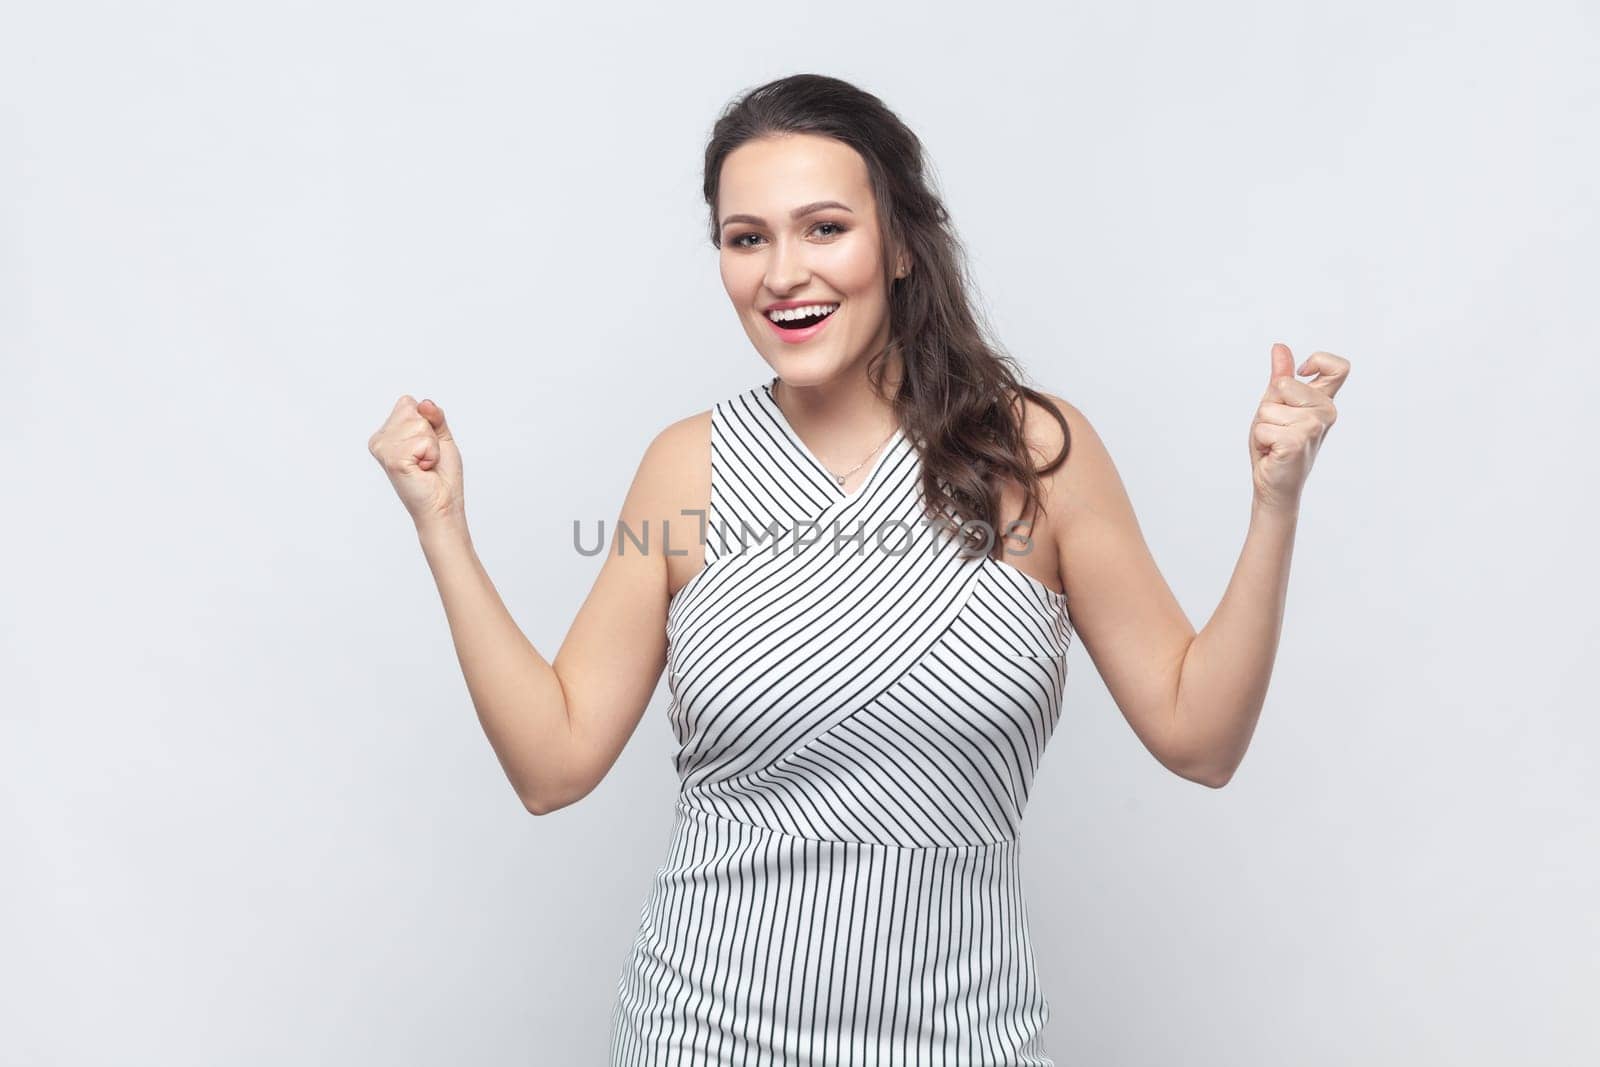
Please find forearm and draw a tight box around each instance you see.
[416,518,574,808]
[1169,499,1299,786]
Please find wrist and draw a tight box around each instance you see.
[1250,493,1300,524]
[416,511,471,549]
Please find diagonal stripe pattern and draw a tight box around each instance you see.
[610,379,1073,1065]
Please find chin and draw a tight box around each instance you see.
[767,354,851,384]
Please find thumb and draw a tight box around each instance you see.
[1268,342,1295,383]
[418,398,454,443]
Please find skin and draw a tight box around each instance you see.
[366,132,1351,812]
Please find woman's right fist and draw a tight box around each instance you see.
[367,395,465,530]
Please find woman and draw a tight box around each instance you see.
[367,73,1349,1064]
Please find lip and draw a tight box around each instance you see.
[762,302,839,345]
[763,298,839,312]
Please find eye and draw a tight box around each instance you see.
[727,221,848,249]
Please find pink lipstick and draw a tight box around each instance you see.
[763,303,839,345]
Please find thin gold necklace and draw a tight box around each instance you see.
[826,429,897,488]
[774,381,898,488]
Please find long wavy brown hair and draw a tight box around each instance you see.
[702,73,1071,561]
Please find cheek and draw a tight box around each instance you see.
[829,244,886,296]
[721,253,766,293]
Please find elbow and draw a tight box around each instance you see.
[1177,755,1235,790]
[1164,706,1239,788]
[520,769,596,816]
[1173,754,1236,789]
[1166,762,1233,789]
[1163,758,1233,788]
[521,784,578,816]
[1163,732,1237,788]
[517,771,564,814]
[520,729,597,816]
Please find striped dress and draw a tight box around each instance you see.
[609,377,1072,1065]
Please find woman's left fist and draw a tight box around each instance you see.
[1249,343,1349,513]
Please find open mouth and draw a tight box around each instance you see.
[766,303,839,330]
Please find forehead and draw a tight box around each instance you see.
[718,133,874,216]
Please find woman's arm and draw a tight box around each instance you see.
[1035,347,1346,787]
[1168,346,1346,784]
[1163,500,1298,787]
[370,395,702,813]
[415,517,596,812]
[1031,396,1204,782]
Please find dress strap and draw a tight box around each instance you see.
[703,384,851,566]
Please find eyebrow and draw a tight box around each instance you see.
[719,200,855,231]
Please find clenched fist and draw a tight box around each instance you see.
[367,395,465,532]
[1249,344,1350,514]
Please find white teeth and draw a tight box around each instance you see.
[766,303,839,322]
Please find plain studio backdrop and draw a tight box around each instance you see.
[3,2,1595,1064]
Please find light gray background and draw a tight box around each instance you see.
[4,1,1596,1064]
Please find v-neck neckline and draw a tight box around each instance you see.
[759,376,906,501]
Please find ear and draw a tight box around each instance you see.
[893,250,911,279]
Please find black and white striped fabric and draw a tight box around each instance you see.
[609,377,1072,1065]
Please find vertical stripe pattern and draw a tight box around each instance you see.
[610,379,1072,1065]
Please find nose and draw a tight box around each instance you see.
[763,234,810,296]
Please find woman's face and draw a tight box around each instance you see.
[717,133,904,388]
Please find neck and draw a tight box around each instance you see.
[771,355,902,465]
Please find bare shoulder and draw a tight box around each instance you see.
[1011,389,1071,466]
[986,387,1072,590]
[646,406,711,476]
[628,407,711,501]
[625,406,713,595]
[1001,388,1085,506]
[1009,388,1116,518]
